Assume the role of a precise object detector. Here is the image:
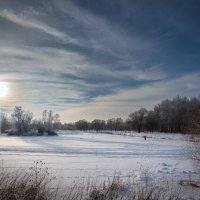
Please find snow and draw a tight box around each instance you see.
[0,131,199,198]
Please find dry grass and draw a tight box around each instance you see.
[0,161,184,200]
[0,161,58,200]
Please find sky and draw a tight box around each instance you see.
[0,0,200,122]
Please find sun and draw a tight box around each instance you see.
[0,82,8,97]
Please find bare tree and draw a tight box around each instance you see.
[12,106,33,133]
[145,111,157,132]
[0,113,9,133]
[107,118,124,131]
[40,110,60,134]
[186,108,200,134]
[128,108,148,133]
[75,119,88,131]
[91,119,106,132]
[53,114,61,130]
[42,110,54,133]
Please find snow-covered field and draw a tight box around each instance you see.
[0,131,199,198]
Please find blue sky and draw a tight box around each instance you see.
[0,0,200,122]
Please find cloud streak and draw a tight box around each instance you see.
[0,9,77,43]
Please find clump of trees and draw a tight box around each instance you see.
[61,96,200,134]
[36,110,61,134]
[0,107,60,136]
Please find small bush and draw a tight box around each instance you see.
[47,130,58,136]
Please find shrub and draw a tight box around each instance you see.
[47,130,58,136]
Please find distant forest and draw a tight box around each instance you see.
[66,96,200,134]
[1,96,200,135]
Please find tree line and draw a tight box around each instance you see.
[1,96,200,134]
[63,96,200,134]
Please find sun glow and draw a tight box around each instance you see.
[0,82,8,97]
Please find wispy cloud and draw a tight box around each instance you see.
[53,0,155,56]
[0,9,77,43]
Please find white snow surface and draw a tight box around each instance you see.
[0,131,199,199]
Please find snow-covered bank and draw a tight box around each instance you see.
[0,131,199,199]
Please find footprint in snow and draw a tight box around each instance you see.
[161,163,171,167]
